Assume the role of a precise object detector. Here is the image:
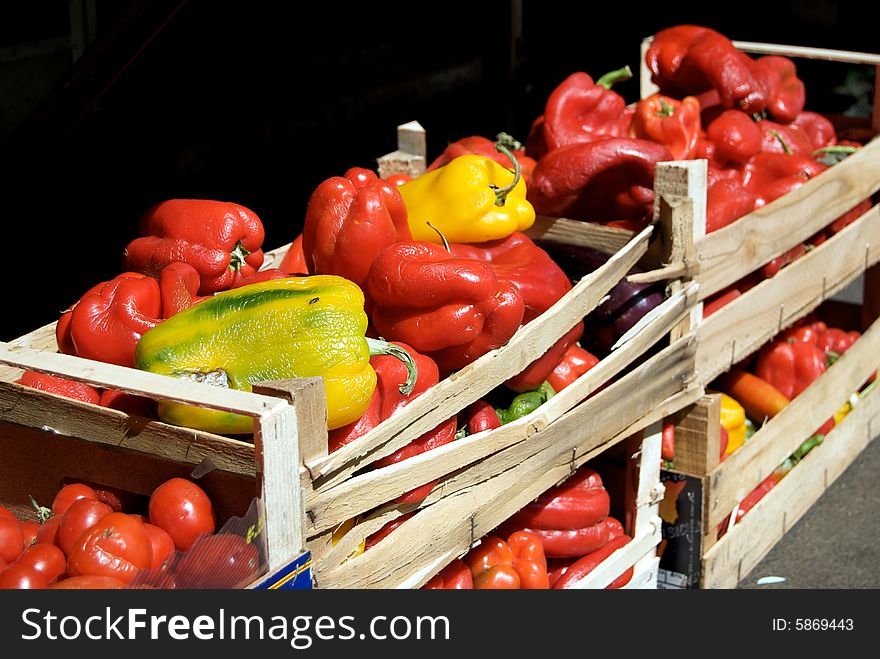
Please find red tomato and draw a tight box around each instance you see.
[0,563,49,589]
[148,478,216,551]
[142,523,176,570]
[0,506,16,522]
[174,534,261,588]
[89,484,140,513]
[67,513,152,585]
[49,575,128,589]
[15,543,67,583]
[0,518,25,563]
[52,483,99,516]
[58,499,113,556]
[35,515,61,546]
[20,520,39,549]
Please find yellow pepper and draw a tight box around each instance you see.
[719,392,747,456]
[135,275,417,434]
[398,144,535,244]
[833,401,851,425]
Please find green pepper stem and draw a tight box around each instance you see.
[30,495,52,523]
[770,130,793,155]
[366,337,419,395]
[492,142,522,206]
[495,132,523,152]
[812,145,859,157]
[657,99,676,118]
[229,240,251,271]
[596,65,633,90]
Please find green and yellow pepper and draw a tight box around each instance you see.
[135,275,417,434]
[398,143,535,244]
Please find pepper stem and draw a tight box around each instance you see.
[491,142,521,206]
[770,130,793,155]
[657,99,675,118]
[30,495,52,523]
[495,132,523,152]
[426,221,451,253]
[366,337,419,395]
[229,240,251,271]
[596,65,633,90]
[813,145,859,157]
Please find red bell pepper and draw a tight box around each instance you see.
[56,272,161,368]
[646,25,769,113]
[421,558,474,589]
[278,234,309,275]
[328,342,456,506]
[364,512,417,551]
[629,93,701,160]
[504,466,610,531]
[551,534,633,589]
[507,530,550,589]
[546,517,627,587]
[759,120,814,157]
[527,138,673,222]
[702,286,742,318]
[301,167,411,295]
[518,521,610,559]
[706,177,757,233]
[741,152,828,208]
[366,241,525,371]
[661,420,675,462]
[525,114,548,161]
[791,111,837,151]
[15,371,101,405]
[426,133,537,185]
[463,399,503,435]
[158,262,207,319]
[760,243,807,279]
[705,109,763,165]
[384,173,413,187]
[757,56,805,123]
[828,199,872,236]
[546,343,600,392]
[98,388,156,417]
[755,339,828,399]
[542,66,634,151]
[818,328,860,357]
[123,199,265,294]
[465,535,520,589]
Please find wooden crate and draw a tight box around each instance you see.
[0,154,702,587]
[660,302,880,588]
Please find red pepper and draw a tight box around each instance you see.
[791,111,837,151]
[706,176,757,233]
[733,475,777,525]
[828,199,872,235]
[741,153,828,208]
[465,536,520,589]
[463,399,503,435]
[755,338,828,399]
[426,133,537,185]
[364,512,417,551]
[158,262,207,319]
[546,343,600,392]
[694,134,728,169]
[56,272,162,367]
[546,519,624,586]
[542,67,634,151]
[702,286,742,318]
[278,234,309,275]
[421,558,474,589]
[328,342,456,506]
[818,328,860,356]
[760,243,807,279]
[757,56,806,124]
[503,467,610,531]
[122,199,265,294]
[366,241,525,371]
[705,109,763,165]
[518,521,610,559]
[230,268,290,287]
[525,114,548,161]
[384,173,413,187]
[15,371,101,405]
[629,93,701,160]
[759,120,814,157]
[551,534,633,589]
[527,138,673,222]
[507,530,550,589]
[98,388,156,417]
[661,420,675,462]
[646,25,768,114]
[301,167,411,295]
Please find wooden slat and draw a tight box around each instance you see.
[623,556,660,589]
[524,215,634,255]
[306,292,696,536]
[702,385,880,589]
[568,520,662,589]
[696,138,880,299]
[307,226,654,486]
[670,394,722,478]
[698,204,880,383]
[706,315,880,530]
[314,336,696,587]
[731,40,880,65]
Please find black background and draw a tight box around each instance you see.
[1,0,878,340]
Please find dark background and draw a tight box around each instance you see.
[1,0,877,341]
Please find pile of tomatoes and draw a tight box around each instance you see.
[0,477,262,589]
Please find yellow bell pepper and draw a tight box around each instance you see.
[135,275,417,434]
[398,145,535,244]
[719,392,747,456]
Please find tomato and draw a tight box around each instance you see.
[67,513,152,585]
[20,520,39,549]
[52,483,99,516]
[0,518,25,563]
[142,523,176,570]
[0,506,16,522]
[16,543,67,583]
[58,498,113,556]
[174,534,261,588]
[35,515,62,546]
[148,478,216,551]
[49,575,127,589]
[0,563,49,589]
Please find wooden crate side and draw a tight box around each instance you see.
[697,204,880,384]
[705,314,880,530]
[696,140,880,300]
[701,384,880,589]
[525,215,634,256]
[624,556,661,589]
[669,394,722,477]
